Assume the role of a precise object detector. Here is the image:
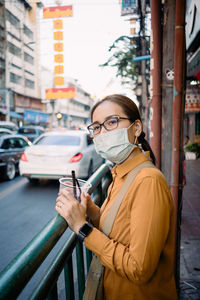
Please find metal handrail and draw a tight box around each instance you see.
[0,163,112,300]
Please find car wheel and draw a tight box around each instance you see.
[28,178,39,185]
[87,161,93,178]
[5,161,16,180]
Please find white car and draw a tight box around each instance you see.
[19,130,104,183]
[0,128,13,136]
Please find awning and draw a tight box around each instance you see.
[10,111,24,119]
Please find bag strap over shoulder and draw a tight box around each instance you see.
[102,161,155,236]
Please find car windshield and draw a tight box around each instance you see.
[34,135,81,146]
[18,128,36,134]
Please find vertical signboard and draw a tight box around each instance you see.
[43,5,76,99]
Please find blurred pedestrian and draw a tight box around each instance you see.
[56,94,178,300]
[184,135,190,149]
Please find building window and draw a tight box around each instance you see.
[25,78,35,89]
[8,42,21,57]
[10,72,22,84]
[8,31,21,42]
[6,10,20,27]
[23,24,33,39]
[11,63,21,70]
[25,70,34,76]
[24,52,34,64]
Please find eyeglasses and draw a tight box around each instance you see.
[87,115,131,137]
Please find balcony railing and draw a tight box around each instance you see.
[0,163,112,300]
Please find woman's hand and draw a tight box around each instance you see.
[55,189,87,234]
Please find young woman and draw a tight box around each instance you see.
[56,94,178,300]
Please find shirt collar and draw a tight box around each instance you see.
[112,151,151,178]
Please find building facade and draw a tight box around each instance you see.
[0,0,45,126]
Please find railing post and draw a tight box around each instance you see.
[47,284,58,300]
[76,241,85,300]
[85,249,93,272]
[92,183,103,207]
[64,256,75,300]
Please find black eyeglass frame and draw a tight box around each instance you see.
[87,115,131,137]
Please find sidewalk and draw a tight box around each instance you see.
[179,158,200,299]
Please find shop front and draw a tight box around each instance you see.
[185,0,200,144]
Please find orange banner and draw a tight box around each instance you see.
[54,54,64,63]
[54,65,64,74]
[45,87,76,99]
[54,43,63,52]
[43,6,73,19]
[53,19,63,29]
[54,76,64,85]
[54,31,63,40]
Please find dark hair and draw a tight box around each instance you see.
[91,94,156,165]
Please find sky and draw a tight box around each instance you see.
[39,0,135,99]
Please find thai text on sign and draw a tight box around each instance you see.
[45,88,76,99]
[43,6,73,19]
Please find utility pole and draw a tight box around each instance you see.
[161,0,176,184]
[138,0,148,134]
[150,0,162,169]
[170,0,186,291]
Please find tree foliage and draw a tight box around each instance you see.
[100,35,139,87]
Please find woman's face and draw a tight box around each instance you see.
[92,101,140,143]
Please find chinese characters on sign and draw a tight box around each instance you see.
[43,5,76,99]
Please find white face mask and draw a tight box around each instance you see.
[93,123,137,164]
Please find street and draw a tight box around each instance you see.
[0,175,72,299]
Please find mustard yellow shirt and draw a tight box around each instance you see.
[85,152,178,300]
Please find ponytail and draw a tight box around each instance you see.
[138,131,156,165]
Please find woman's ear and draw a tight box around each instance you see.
[127,120,142,144]
[134,120,142,138]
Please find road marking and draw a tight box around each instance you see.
[0,178,27,200]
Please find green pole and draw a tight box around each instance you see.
[76,241,85,300]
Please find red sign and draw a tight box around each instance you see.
[185,102,200,113]
[45,87,76,99]
[43,6,73,19]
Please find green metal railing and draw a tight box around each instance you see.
[0,163,112,300]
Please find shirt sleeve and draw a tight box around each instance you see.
[84,174,172,284]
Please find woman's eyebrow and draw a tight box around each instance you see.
[92,115,118,124]
[105,115,118,120]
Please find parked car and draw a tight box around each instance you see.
[0,121,18,132]
[19,130,104,183]
[0,128,13,136]
[17,126,45,142]
[0,134,31,180]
